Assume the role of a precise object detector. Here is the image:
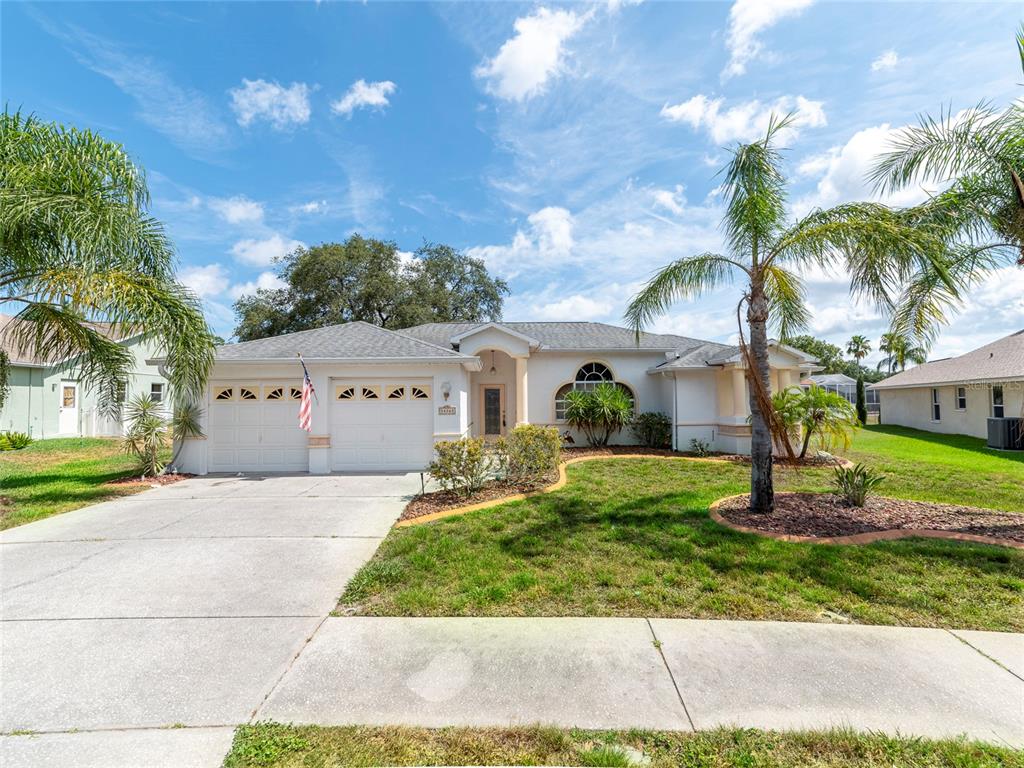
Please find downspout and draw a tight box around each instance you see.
[671,371,678,452]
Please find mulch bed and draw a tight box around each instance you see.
[107,473,194,488]
[401,473,559,522]
[717,492,1024,544]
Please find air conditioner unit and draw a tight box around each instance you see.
[987,418,1024,450]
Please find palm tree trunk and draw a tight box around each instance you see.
[747,286,774,514]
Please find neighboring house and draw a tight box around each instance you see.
[0,314,168,438]
[800,373,880,412]
[170,320,818,475]
[871,330,1024,440]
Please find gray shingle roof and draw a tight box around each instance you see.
[398,321,709,351]
[215,321,473,361]
[650,340,739,370]
[0,313,129,366]
[871,330,1024,389]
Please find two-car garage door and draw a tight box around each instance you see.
[207,378,435,473]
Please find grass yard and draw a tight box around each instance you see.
[339,426,1024,631]
[0,437,157,529]
[222,723,1022,768]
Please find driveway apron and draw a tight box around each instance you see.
[0,472,415,766]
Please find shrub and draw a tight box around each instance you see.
[563,383,633,446]
[629,411,671,448]
[0,431,32,451]
[121,394,204,476]
[689,438,711,457]
[771,385,859,459]
[495,424,561,485]
[856,376,868,425]
[832,463,885,507]
[429,437,490,498]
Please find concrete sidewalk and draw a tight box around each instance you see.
[258,617,1024,748]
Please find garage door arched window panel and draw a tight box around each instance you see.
[289,386,303,401]
[264,386,284,401]
[360,385,380,400]
[410,385,431,400]
[214,386,234,401]
[554,361,634,420]
[386,385,406,400]
[336,385,356,401]
[239,387,258,402]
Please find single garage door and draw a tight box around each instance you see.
[330,379,434,471]
[207,382,309,472]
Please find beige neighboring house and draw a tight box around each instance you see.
[166,320,819,475]
[871,330,1024,442]
[0,313,167,438]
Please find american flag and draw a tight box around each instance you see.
[298,357,316,432]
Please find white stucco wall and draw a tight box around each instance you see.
[523,350,668,445]
[878,382,1024,440]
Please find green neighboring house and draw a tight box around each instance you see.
[0,313,168,438]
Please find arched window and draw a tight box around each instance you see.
[554,362,633,420]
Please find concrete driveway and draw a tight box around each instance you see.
[0,472,418,767]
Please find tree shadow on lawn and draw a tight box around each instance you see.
[492,489,1024,623]
[0,469,141,503]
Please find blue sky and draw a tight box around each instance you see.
[4,0,1022,363]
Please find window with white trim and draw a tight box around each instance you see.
[150,382,164,403]
[955,387,966,410]
[992,385,1005,418]
[931,388,941,421]
[554,363,634,420]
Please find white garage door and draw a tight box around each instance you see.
[207,382,309,472]
[330,379,434,471]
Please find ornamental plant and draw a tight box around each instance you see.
[563,382,633,447]
[494,424,561,486]
[429,437,490,498]
[629,411,671,448]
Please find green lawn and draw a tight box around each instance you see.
[339,426,1024,630]
[0,437,156,529]
[222,723,1022,768]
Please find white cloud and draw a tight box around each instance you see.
[723,0,815,79]
[397,250,418,268]
[871,49,902,72]
[229,271,288,300]
[792,123,932,215]
[208,195,264,224]
[230,234,305,267]
[652,184,686,216]
[45,24,230,154]
[533,294,613,321]
[467,206,575,278]
[289,199,327,215]
[475,7,589,101]
[229,79,312,129]
[179,263,230,299]
[660,93,826,144]
[330,79,396,117]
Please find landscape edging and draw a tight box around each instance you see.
[708,493,1024,550]
[395,453,851,528]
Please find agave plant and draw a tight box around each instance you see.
[121,394,169,477]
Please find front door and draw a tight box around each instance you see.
[58,381,79,435]
[482,385,505,436]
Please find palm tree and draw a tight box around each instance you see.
[846,335,871,364]
[877,332,927,374]
[626,115,947,513]
[0,111,215,413]
[869,27,1024,342]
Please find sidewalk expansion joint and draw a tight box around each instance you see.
[645,618,696,731]
[946,629,1024,683]
[1,614,322,622]
[1,723,240,737]
[249,613,331,721]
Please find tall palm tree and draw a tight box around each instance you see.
[846,335,872,364]
[869,28,1024,342]
[877,333,927,374]
[626,116,947,514]
[0,111,215,413]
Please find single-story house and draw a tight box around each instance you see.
[170,320,818,475]
[0,313,167,438]
[800,373,880,411]
[871,329,1023,440]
